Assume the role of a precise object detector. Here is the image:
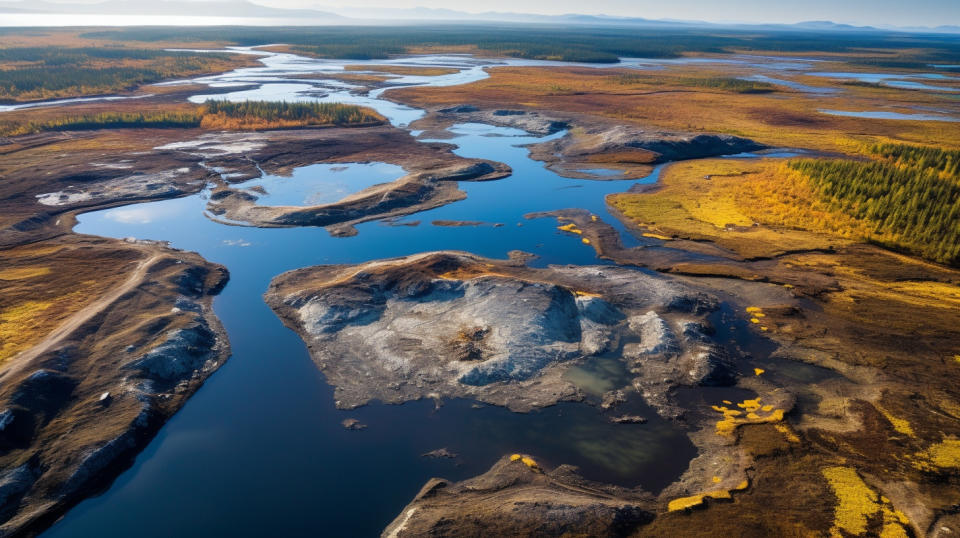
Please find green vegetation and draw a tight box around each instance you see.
[201,100,383,128]
[788,144,960,265]
[0,100,382,136]
[0,46,220,63]
[613,74,776,93]
[0,47,241,102]
[870,143,960,176]
[2,112,202,136]
[79,25,960,64]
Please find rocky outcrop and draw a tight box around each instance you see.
[432,105,569,135]
[413,106,762,181]
[265,251,733,414]
[125,323,219,390]
[0,238,230,536]
[381,454,655,538]
[205,159,510,232]
[528,123,764,177]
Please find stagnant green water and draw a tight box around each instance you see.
[43,51,805,537]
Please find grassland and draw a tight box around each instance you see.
[391,65,960,153]
[0,241,139,363]
[609,142,960,266]
[612,74,776,93]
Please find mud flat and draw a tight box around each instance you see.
[0,235,229,535]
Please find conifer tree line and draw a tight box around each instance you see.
[1,100,382,136]
[202,100,381,125]
[788,143,960,266]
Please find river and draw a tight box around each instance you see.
[41,51,710,537]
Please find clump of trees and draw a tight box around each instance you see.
[869,143,960,176]
[0,47,240,102]
[788,143,960,265]
[6,111,202,135]
[1,100,383,136]
[200,100,383,129]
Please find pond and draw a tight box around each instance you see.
[40,48,795,537]
[41,51,709,538]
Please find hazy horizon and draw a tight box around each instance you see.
[1,0,958,28]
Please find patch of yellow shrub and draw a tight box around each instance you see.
[712,397,785,436]
[822,466,910,537]
[509,454,541,472]
[667,480,749,512]
[912,438,960,471]
[874,405,915,437]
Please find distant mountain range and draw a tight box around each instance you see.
[0,0,344,19]
[0,0,958,35]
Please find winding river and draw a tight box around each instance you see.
[41,50,821,536]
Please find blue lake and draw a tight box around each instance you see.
[44,120,697,538]
[38,49,794,537]
[819,108,960,122]
[229,162,405,207]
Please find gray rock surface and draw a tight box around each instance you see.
[267,251,736,414]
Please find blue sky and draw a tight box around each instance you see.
[15,0,960,27]
[305,0,960,27]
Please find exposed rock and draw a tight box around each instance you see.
[199,128,511,233]
[266,251,730,414]
[426,105,569,136]
[125,324,218,389]
[382,454,654,538]
[421,448,457,459]
[341,418,367,431]
[601,389,627,410]
[610,414,648,424]
[529,123,764,171]
[0,237,230,536]
[0,464,37,524]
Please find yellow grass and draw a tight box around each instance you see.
[667,480,749,512]
[608,158,882,259]
[913,438,960,470]
[391,65,960,153]
[712,397,786,436]
[0,267,52,280]
[0,289,91,362]
[822,466,879,536]
[875,405,915,437]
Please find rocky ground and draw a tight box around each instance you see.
[264,250,883,536]
[1,119,486,534]
[201,128,510,234]
[264,250,739,414]
[382,454,656,538]
[0,125,510,246]
[405,105,764,180]
[0,235,229,536]
[365,210,960,536]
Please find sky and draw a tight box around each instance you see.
[8,0,960,27]
[314,0,959,27]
